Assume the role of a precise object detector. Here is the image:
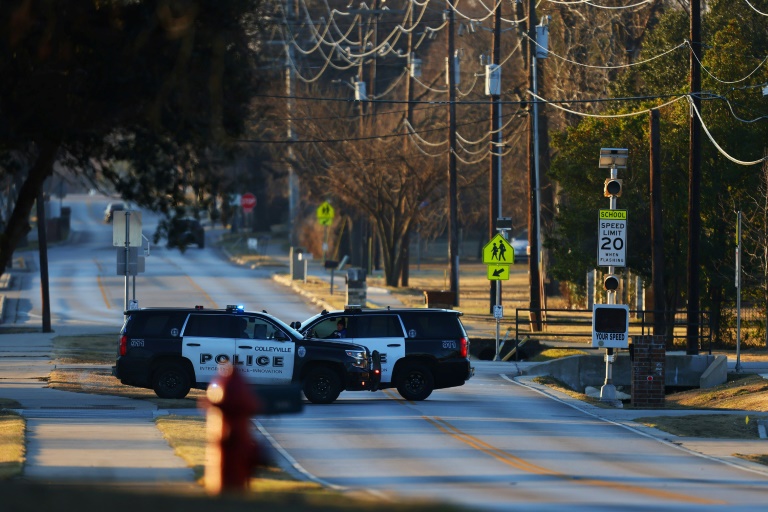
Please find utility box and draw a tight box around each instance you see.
[630,335,665,408]
[423,290,456,309]
[290,247,306,280]
[346,268,367,306]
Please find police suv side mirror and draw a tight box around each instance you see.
[274,331,289,341]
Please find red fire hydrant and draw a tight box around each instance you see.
[202,366,263,494]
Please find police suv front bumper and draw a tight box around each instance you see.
[342,350,381,392]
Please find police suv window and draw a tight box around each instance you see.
[183,314,235,338]
[356,315,403,338]
[127,312,187,338]
[312,317,342,339]
[399,312,463,339]
[252,319,273,339]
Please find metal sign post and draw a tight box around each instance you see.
[113,210,143,312]
[736,211,742,372]
[483,218,513,360]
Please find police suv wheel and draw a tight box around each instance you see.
[303,366,342,404]
[396,363,434,401]
[152,362,192,399]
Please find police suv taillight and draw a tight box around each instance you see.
[460,337,468,359]
[119,334,128,356]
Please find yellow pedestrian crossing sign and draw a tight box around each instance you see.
[487,265,510,280]
[317,201,335,226]
[482,234,514,265]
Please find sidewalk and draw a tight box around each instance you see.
[0,329,199,489]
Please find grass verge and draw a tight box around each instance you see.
[0,411,24,479]
[533,373,768,464]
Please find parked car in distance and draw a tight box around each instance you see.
[103,202,125,223]
[167,218,205,249]
[511,230,529,262]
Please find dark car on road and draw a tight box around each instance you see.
[167,218,205,249]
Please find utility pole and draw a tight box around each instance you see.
[447,4,459,306]
[687,0,702,355]
[36,189,52,333]
[401,6,416,287]
[649,109,666,337]
[285,0,299,248]
[527,0,542,330]
[488,0,503,314]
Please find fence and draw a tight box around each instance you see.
[512,308,712,354]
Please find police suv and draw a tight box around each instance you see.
[114,305,380,404]
[295,306,473,401]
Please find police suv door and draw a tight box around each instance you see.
[234,316,294,385]
[350,314,405,384]
[181,314,237,385]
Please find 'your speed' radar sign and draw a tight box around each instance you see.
[597,209,627,267]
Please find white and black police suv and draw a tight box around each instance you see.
[294,306,473,401]
[113,305,380,404]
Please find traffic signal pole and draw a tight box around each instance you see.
[600,164,619,402]
[597,148,628,403]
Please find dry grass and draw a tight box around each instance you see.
[0,412,25,479]
[286,262,569,339]
[530,348,592,362]
[665,374,768,411]
[155,415,207,481]
[634,414,764,439]
[47,368,206,408]
[155,415,325,493]
[52,334,115,364]
[372,263,549,316]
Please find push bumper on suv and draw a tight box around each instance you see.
[343,351,381,392]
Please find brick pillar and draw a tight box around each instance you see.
[630,335,665,408]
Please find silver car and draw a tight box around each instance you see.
[511,230,529,262]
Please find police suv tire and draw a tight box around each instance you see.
[152,362,192,399]
[396,362,434,401]
[303,366,342,404]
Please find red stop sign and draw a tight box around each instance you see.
[241,192,256,213]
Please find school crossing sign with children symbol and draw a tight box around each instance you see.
[482,234,514,280]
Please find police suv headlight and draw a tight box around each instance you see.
[346,349,368,369]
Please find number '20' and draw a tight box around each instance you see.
[601,237,624,251]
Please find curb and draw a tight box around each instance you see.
[272,273,336,313]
